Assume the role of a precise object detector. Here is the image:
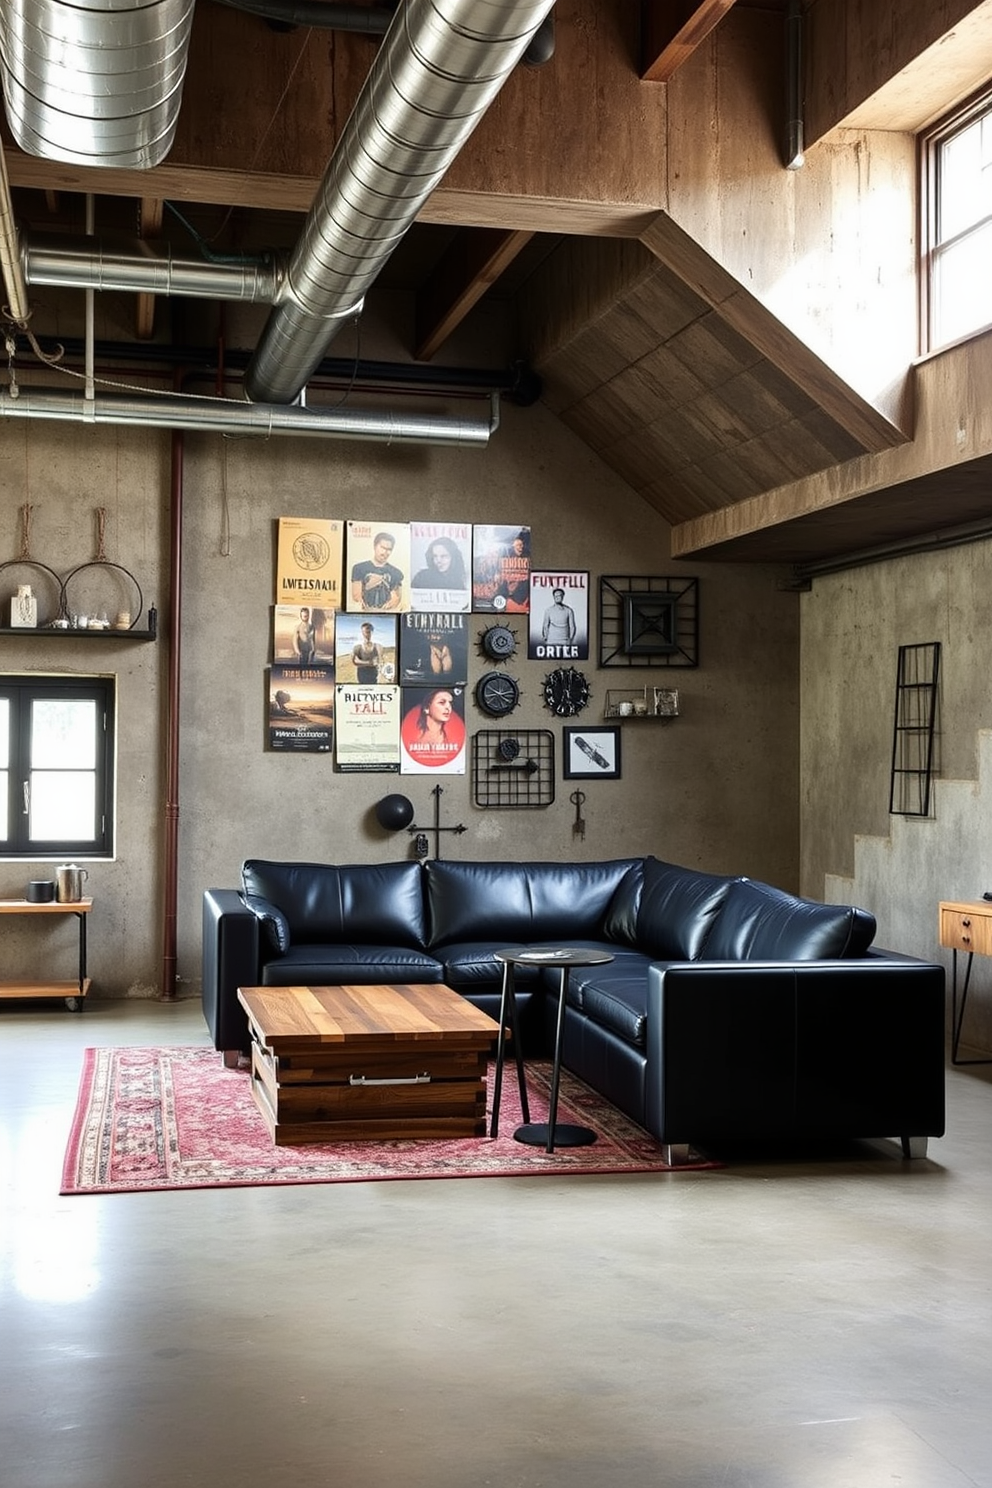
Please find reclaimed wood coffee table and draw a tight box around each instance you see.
[237,982,500,1145]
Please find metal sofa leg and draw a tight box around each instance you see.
[662,1143,692,1166]
[901,1135,929,1159]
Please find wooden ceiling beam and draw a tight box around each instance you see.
[641,0,740,83]
[414,228,533,361]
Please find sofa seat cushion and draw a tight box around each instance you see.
[700,878,877,961]
[636,857,736,961]
[243,859,428,950]
[425,858,639,948]
[564,956,658,1049]
[260,944,444,987]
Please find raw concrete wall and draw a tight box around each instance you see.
[801,537,992,1053]
[0,385,799,999]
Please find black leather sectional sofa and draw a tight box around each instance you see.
[202,855,946,1158]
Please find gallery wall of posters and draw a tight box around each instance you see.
[400,684,467,774]
[334,612,397,685]
[472,524,531,613]
[409,521,472,612]
[269,666,334,752]
[335,684,401,771]
[399,612,469,685]
[528,570,590,660]
[275,517,343,608]
[345,521,411,612]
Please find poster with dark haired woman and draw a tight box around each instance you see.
[409,521,472,612]
[399,685,467,774]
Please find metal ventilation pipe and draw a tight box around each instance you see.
[22,233,287,303]
[244,0,557,405]
[0,0,195,168]
[0,385,498,445]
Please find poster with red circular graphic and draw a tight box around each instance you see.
[400,686,466,774]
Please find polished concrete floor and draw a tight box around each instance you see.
[1,996,990,1488]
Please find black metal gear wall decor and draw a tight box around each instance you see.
[477,622,518,663]
[475,670,521,717]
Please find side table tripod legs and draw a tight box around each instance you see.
[490,959,530,1138]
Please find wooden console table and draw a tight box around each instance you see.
[938,899,992,1065]
[0,898,92,1011]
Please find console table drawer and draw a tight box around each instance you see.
[940,907,992,956]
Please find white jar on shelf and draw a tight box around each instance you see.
[10,584,37,628]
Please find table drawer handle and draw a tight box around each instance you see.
[962,936,971,945]
[349,1072,431,1087]
[962,918,971,927]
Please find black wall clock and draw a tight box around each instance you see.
[542,667,591,717]
[476,671,521,717]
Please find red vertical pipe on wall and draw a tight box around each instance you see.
[161,424,183,999]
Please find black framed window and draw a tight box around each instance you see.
[922,87,992,352]
[0,676,115,858]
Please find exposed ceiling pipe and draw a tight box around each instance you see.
[244,0,557,406]
[0,143,30,324]
[0,0,196,169]
[28,332,543,402]
[22,233,286,303]
[0,385,498,444]
[214,0,555,66]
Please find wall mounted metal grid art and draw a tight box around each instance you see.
[598,575,699,668]
[472,729,555,808]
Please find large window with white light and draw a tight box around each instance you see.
[0,677,115,859]
[923,89,992,351]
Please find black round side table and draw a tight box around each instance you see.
[491,947,615,1154]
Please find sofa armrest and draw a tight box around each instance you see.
[202,889,260,1056]
[644,959,945,1149]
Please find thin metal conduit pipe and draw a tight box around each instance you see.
[161,420,183,1002]
[0,386,498,443]
[26,334,541,401]
[0,144,31,324]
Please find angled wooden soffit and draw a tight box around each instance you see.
[670,328,992,566]
[638,212,908,457]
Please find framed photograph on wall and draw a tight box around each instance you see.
[562,725,621,780]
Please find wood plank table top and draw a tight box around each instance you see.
[237,982,500,1049]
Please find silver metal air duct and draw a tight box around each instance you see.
[0,0,195,168]
[244,0,557,405]
[22,234,286,303]
[0,385,497,445]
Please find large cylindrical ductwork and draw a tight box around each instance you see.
[244,0,557,405]
[0,0,195,168]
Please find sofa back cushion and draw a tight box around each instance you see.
[636,857,736,961]
[425,859,639,947]
[601,861,644,945]
[241,859,427,950]
[699,877,876,962]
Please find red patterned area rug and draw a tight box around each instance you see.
[60,1046,720,1194]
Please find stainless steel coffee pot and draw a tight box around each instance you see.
[56,864,89,903]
